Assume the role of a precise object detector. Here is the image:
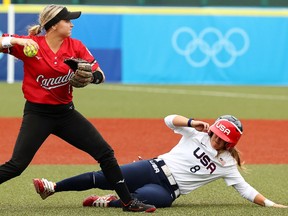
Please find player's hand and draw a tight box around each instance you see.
[13,38,39,49]
[192,120,210,132]
[273,203,288,208]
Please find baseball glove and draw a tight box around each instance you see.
[64,58,93,88]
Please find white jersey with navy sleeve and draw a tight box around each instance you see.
[158,115,259,202]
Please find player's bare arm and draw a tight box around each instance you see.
[0,36,39,52]
[172,115,209,132]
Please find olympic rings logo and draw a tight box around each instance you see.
[172,27,250,68]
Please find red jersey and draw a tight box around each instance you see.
[3,34,99,105]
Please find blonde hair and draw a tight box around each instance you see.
[229,147,245,169]
[28,4,64,36]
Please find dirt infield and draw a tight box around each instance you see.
[0,118,287,165]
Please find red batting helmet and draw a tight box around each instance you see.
[209,115,243,149]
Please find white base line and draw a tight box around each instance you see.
[90,85,288,101]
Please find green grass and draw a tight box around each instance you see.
[0,83,288,119]
[0,165,287,216]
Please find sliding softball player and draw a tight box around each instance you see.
[33,114,287,208]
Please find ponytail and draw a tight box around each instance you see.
[27,24,43,36]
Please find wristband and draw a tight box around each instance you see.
[264,199,275,207]
[91,71,104,84]
[2,37,13,48]
[187,118,193,127]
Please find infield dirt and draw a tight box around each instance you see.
[0,118,287,164]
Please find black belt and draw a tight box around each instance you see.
[25,101,74,114]
[152,158,180,199]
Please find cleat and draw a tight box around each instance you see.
[123,198,156,213]
[33,178,55,200]
[83,194,118,207]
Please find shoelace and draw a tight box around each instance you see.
[93,197,109,207]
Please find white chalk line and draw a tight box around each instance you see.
[89,85,288,101]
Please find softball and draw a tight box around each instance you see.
[23,45,38,57]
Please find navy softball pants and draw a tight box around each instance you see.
[55,160,177,207]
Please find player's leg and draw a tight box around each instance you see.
[82,160,173,208]
[55,160,159,192]
[33,160,159,204]
[83,183,174,208]
[86,160,174,208]
[54,110,155,212]
[111,183,174,208]
[0,104,52,183]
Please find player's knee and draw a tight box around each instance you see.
[12,161,29,176]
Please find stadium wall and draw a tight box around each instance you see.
[1,5,288,85]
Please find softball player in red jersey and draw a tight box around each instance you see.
[33,114,287,208]
[0,4,155,213]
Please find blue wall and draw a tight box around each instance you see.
[122,14,288,85]
[1,6,288,85]
[72,14,122,82]
[0,13,7,81]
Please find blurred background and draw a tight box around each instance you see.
[7,0,288,7]
[1,0,288,86]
